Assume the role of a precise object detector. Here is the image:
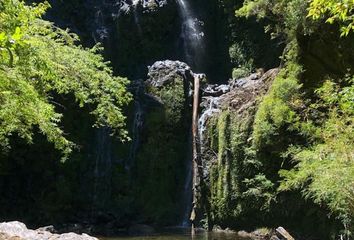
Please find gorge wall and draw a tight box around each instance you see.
[0,0,285,235]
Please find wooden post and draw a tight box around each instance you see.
[191,74,200,236]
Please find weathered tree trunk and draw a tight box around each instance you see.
[191,74,200,236]
[276,227,295,240]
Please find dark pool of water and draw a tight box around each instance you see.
[101,228,248,240]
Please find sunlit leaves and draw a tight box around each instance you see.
[0,0,131,160]
[308,0,354,36]
[279,78,354,232]
[237,0,354,37]
[236,0,310,38]
[253,61,302,148]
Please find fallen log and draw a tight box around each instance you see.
[276,227,295,240]
[191,73,201,236]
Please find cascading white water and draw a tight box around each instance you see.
[176,0,205,70]
[93,9,109,42]
[198,97,220,148]
[176,0,206,227]
[180,95,222,226]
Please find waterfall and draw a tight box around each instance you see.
[181,132,193,227]
[180,94,221,227]
[126,80,145,171]
[175,0,206,227]
[92,8,109,42]
[176,0,205,71]
[92,128,112,214]
[198,97,220,150]
[133,5,143,36]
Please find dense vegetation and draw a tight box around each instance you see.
[0,0,131,159]
[240,0,354,232]
[0,0,354,239]
[203,0,354,238]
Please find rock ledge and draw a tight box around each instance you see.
[0,221,98,240]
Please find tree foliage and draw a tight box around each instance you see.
[279,78,354,233]
[252,60,302,148]
[308,0,354,36]
[0,0,131,159]
[236,0,354,234]
[237,0,354,37]
[236,0,309,38]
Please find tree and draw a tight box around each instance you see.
[235,0,309,38]
[279,79,354,235]
[308,0,354,36]
[237,0,354,235]
[0,0,131,159]
[236,0,354,37]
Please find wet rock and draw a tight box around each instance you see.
[118,0,168,13]
[237,228,278,240]
[238,230,252,238]
[212,225,223,232]
[147,60,194,88]
[198,69,280,228]
[229,70,267,90]
[202,84,230,97]
[0,221,98,240]
[235,227,295,240]
[199,68,279,131]
[211,225,236,233]
[36,225,57,233]
[220,68,279,113]
[250,228,273,239]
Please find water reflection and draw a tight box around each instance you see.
[102,229,249,240]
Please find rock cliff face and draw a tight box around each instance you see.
[110,0,181,79]
[147,60,193,88]
[39,0,235,81]
[197,69,280,228]
[0,0,282,230]
[131,60,194,225]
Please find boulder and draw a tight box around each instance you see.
[0,221,98,240]
[147,60,194,88]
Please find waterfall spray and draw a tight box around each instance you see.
[176,0,205,71]
[175,0,207,231]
